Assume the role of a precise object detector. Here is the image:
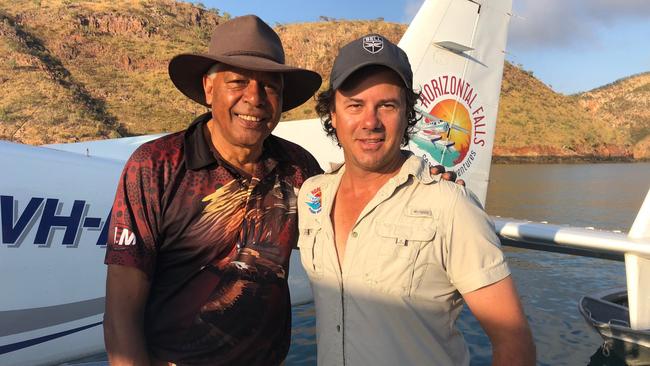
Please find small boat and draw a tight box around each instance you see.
[579,288,650,365]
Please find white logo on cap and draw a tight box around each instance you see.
[363,35,383,54]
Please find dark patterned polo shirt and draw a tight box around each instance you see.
[105,112,322,365]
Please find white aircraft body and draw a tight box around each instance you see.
[1,0,649,365]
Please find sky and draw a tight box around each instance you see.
[194,0,650,95]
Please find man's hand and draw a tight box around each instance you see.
[429,164,465,186]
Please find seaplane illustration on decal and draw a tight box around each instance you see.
[410,74,488,179]
[413,104,471,159]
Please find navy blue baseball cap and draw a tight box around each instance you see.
[330,34,413,90]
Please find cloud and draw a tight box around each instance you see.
[403,0,425,23]
[508,0,650,50]
[586,0,650,21]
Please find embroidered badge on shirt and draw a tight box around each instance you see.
[306,187,322,214]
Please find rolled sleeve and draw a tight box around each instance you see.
[445,187,511,294]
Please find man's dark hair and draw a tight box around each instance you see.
[315,67,421,147]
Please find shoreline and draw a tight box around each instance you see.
[491,155,647,164]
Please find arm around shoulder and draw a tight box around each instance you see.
[463,275,536,366]
[104,264,152,365]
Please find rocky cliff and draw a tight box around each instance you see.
[0,0,648,160]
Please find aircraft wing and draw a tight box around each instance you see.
[44,134,168,162]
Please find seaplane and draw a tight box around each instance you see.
[415,105,470,136]
[1,0,648,365]
[413,106,470,150]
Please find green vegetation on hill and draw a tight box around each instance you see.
[578,72,650,159]
[0,0,648,159]
[494,62,627,158]
[276,20,406,121]
[0,0,216,143]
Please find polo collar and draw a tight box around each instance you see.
[184,112,216,171]
[183,112,289,172]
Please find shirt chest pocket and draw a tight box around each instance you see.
[364,219,437,297]
[297,226,324,279]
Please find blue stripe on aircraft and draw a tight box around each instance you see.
[0,321,102,355]
[83,217,102,228]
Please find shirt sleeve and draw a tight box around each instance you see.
[444,187,510,294]
[104,147,160,278]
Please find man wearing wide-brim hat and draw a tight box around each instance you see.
[103,15,323,365]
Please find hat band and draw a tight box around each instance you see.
[222,50,283,64]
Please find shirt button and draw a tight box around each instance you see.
[351,232,358,238]
[336,325,341,332]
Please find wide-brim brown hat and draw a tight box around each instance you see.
[169,15,321,112]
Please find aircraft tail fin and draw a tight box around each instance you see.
[399,0,512,205]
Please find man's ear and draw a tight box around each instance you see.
[202,75,213,106]
[331,110,337,129]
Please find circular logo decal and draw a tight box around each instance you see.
[412,99,471,167]
[410,74,488,177]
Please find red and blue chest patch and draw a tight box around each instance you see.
[305,187,322,214]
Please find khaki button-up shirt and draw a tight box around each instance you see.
[297,154,510,366]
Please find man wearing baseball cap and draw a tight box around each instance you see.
[102,15,323,365]
[298,34,535,365]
